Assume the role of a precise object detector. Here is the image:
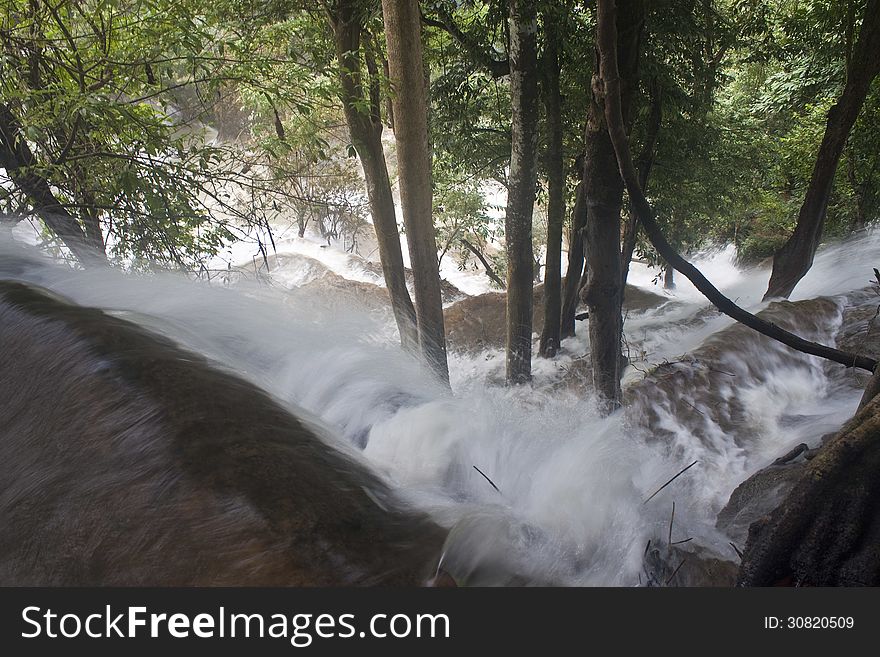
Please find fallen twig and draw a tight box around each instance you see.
[473,465,501,494]
[644,461,699,504]
[665,558,687,585]
[773,443,808,466]
[681,399,705,416]
[729,542,744,560]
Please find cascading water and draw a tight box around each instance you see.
[1,229,878,585]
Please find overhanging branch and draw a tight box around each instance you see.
[420,6,509,78]
[595,0,876,373]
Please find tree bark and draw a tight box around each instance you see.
[594,0,876,375]
[504,0,540,384]
[0,102,106,267]
[764,0,880,300]
[330,0,418,351]
[381,0,449,383]
[581,0,643,412]
[538,7,566,359]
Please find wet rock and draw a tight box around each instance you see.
[737,392,880,586]
[643,541,739,587]
[443,291,532,353]
[836,287,880,360]
[625,297,842,446]
[444,283,668,353]
[297,271,395,317]
[360,260,468,304]
[716,431,837,547]
[716,461,809,546]
[622,284,669,312]
[819,286,880,396]
[833,287,880,391]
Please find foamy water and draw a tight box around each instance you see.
[1,229,878,584]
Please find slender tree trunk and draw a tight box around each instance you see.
[846,151,868,233]
[620,78,661,288]
[560,174,587,338]
[764,0,880,300]
[381,0,449,383]
[0,102,106,267]
[581,0,643,412]
[330,0,418,351]
[504,0,541,384]
[538,8,566,358]
[381,56,394,130]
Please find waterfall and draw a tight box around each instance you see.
[1,230,878,585]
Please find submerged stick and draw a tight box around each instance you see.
[665,558,687,585]
[644,461,698,504]
[473,465,501,494]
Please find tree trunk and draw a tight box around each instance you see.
[381,56,394,130]
[846,150,868,233]
[764,0,880,300]
[504,0,540,385]
[581,0,643,412]
[560,175,587,339]
[330,0,418,351]
[0,102,106,267]
[594,0,876,375]
[538,8,566,359]
[381,0,449,383]
[582,116,625,410]
[738,392,880,586]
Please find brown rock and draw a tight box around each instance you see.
[444,283,668,353]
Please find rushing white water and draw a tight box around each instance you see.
[1,229,878,585]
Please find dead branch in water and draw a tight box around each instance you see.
[644,460,698,504]
[473,465,501,494]
[665,558,687,585]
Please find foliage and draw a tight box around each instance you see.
[0,0,328,269]
[1,0,876,275]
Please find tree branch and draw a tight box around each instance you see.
[0,102,106,267]
[420,6,509,78]
[461,239,505,288]
[595,0,876,373]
